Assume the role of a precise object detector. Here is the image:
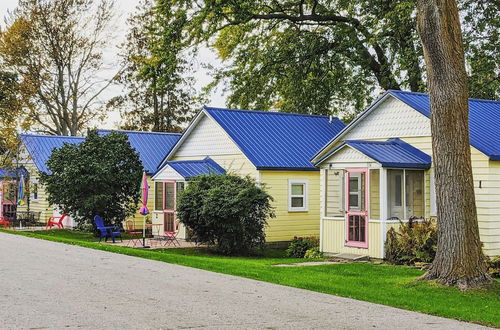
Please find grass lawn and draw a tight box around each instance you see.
[3,229,499,327]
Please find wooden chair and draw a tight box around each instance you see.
[46,214,68,229]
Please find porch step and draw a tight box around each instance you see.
[331,253,369,261]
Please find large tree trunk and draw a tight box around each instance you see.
[416,0,491,290]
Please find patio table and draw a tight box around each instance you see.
[145,224,162,247]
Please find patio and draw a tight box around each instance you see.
[101,237,198,249]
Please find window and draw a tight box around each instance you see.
[176,182,185,195]
[348,173,361,210]
[387,169,425,219]
[32,183,39,201]
[288,180,308,212]
[155,181,182,211]
[154,182,163,211]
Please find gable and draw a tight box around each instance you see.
[175,114,242,157]
[153,164,184,181]
[343,96,431,141]
[320,146,375,167]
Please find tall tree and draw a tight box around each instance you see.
[0,0,116,136]
[416,0,491,289]
[161,0,498,116]
[113,0,196,133]
[0,68,23,167]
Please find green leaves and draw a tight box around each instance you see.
[115,0,196,132]
[40,130,144,228]
[176,174,275,255]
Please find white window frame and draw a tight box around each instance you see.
[31,181,39,202]
[348,172,362,211]
[288,179,309,212]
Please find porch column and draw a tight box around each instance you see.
[379,168,388,258]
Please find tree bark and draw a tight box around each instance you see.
[416,0,491,290]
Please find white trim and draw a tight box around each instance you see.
[30,181,39,203]
[288,179,309,212]
[322,216,344,221]
[379,168,388,258]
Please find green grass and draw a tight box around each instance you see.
[3,229,499,327]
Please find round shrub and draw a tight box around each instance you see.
[304,247,323,259]
[176,174,274,255]
[286,236,319,258]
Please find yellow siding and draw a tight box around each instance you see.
[369,169,380,219]
[320,134,500,258]
[325,169,344,217]
[321,219,382,257]
[126,176,155,229]
[15,161,52,225]
[260,170,320,241]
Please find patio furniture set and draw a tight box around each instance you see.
[93,215,180,248]
[0,211,43,229]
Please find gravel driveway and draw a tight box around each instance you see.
[0,232,489,329]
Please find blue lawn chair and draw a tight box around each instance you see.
[93,215,122,243]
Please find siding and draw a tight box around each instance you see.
[318,97,500,257]
[175,114,241,157]
[127,176,155,229]
[260,170,320,241]
[345,96,431,140]
[321,219,382,257]
[15,161,52,225]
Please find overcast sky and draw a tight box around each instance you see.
[0,0,226,129]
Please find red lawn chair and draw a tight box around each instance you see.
[162,221,180,247]
[125,220,142,247]
[0,216,11,229]
[46,214,68,229]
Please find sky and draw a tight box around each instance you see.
[0,0,226,129]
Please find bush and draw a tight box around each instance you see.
[176,174,274,255]
[286,236,319,258]
[385,218,437,265]
[40,130,143,229]
[487,257,500,278]
[304,247,323,259]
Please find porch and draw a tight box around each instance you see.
[151,157,226,238]
[318,139,433,258]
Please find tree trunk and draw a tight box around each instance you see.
[416,0,491,290]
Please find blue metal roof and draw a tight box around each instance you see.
[388,90,500,160]
[167,157,226,178]
[20,134,85,174]
[204,107,346,170]
[97,130,181,174]
[343,139,432,169]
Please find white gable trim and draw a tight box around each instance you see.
[159,109,206,168]
[152,163,185,181]
[319,144,379,168]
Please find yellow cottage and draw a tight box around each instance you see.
[312,90,500,258]
[152,106,345,242]
[4,130,180,228]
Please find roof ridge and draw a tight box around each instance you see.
[20,133,85,139]
[204,106,338,120]
[388,89,500,104]
[97,129,181,136]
